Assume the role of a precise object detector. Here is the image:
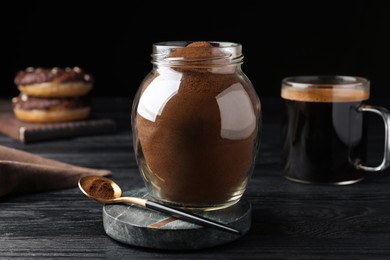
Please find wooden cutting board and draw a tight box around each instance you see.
[0,100,117,144]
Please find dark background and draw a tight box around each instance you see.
[1,1,390,99]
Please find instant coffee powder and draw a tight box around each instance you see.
[132,41,261,210]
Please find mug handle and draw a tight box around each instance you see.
[356,105,390,171]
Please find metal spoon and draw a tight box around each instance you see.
[78,176,241,235]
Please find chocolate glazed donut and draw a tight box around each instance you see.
[15,67,94,98]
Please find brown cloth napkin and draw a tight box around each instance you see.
[0,145,111,197]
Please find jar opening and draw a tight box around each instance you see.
[151,41,243,66]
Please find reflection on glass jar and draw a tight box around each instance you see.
[131,41,261,211]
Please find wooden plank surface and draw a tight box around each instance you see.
[0,97,389,259]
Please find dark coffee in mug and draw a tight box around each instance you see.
[281,86,370,184]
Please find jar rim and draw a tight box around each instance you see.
[153,41,241,48]
[151,41,243,66]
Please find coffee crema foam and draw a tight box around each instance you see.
[281,87,369,102]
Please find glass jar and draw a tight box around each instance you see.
[131,41,261,211]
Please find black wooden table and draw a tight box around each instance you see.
[1,97,389,259]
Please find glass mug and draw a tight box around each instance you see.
[131,41,261,210]
[281,75,390,185]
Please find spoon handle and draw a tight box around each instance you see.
[145,200,241,235]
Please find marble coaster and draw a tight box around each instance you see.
[102,187,251,250]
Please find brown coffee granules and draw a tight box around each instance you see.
[168,41,220,59]
[83,177,114,200]
[136,41,258,207]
